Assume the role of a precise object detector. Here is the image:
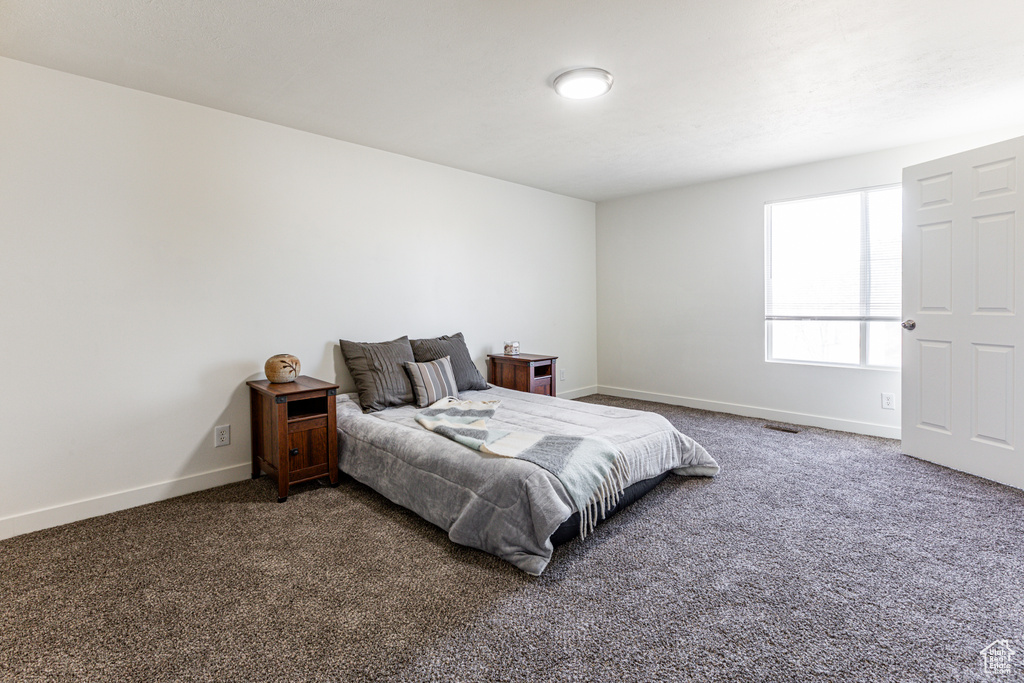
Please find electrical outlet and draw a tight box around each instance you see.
[881,393,895,410]
[215,424,231,447]
[559,369,566,382]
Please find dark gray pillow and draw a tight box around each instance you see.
[339,336,416,412]
[410,332,489,392]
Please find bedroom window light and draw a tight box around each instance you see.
[765,185,902,369]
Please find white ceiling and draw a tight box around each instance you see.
[3,0,1024,201]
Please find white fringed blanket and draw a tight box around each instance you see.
[416,398,632,538]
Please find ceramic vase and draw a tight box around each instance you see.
[265,354,300,383]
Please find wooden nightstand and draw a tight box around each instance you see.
[247,375,339,502]
[486,353,558,397]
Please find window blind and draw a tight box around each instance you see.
[765,186,901,321]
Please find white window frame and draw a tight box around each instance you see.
[764,184,902,370]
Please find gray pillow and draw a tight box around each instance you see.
[410,332,489,392]
[339,336,416,412]
[404,356,459,408]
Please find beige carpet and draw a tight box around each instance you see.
[2,395,1022,681]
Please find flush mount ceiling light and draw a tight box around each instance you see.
[553,67,614,99]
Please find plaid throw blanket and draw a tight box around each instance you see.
[416,398,632,538]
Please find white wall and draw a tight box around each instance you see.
[0,57,598,538]
[596,129,1024,438]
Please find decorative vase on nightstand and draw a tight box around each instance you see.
[265,354,300,383]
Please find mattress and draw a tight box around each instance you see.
[336,386,718,575]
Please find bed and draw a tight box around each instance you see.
[335,384,719,575]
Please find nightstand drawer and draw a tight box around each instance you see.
[288,415,328,433]
[531,375,552,395]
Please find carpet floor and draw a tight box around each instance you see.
[2,396,1023,682]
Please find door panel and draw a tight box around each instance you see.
[973,158,1016,198]
[919,172,953,207]
[972,343,1014,448]
[974,213,1015,313]
[919,222,953,311]
[917,340,952,433]
[903,136,1024,490]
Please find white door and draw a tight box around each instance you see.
[903,136,1024,489]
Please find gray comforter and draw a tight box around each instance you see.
[336,386,719,575]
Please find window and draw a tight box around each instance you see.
[765,185,902,368]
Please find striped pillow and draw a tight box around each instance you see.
[404,356,460,408]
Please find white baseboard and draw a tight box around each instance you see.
[0,463,251,541]
[558,385,599,400]
[595,385,901,439]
